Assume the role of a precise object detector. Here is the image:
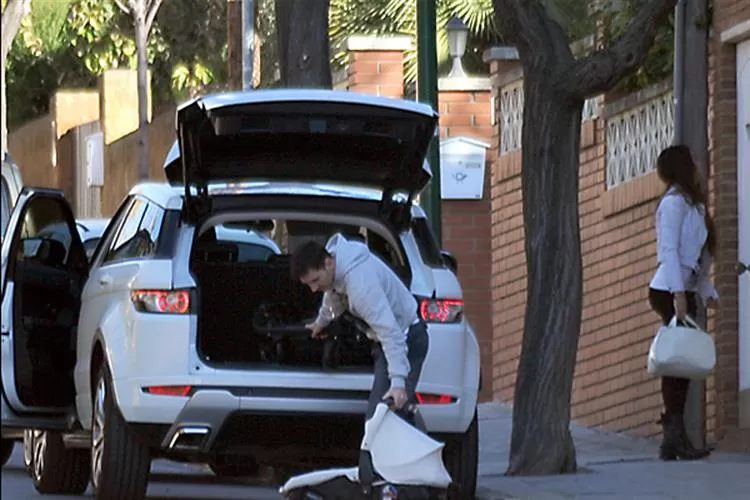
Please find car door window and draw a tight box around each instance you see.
[102,198,148,264]
[15,196,87,273]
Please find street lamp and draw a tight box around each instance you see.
[446,16,469,79]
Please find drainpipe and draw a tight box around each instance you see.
[672,0,686,144]
[416,0,442,245]
[672,0,708,450]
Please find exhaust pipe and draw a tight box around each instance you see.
[167,426,210,451]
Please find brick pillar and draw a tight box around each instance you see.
[346,35,411,98]
[437,75,494,402]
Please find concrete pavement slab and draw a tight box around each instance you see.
[475,402,750,499]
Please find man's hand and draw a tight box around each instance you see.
[382,387,408,410]
[674,292,688,320]
[305,322,325,339]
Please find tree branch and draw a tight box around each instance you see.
[1,0,31,63]
[145,0,163,31]
[492,0,574,69]
[564,0,677,99]
[113,0,131,15]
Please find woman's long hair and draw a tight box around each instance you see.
[656,145,717,256]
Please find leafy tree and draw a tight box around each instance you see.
[491,0,677,476]
[329,0,503,83]
[5,0,228,130]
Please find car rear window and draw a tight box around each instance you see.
[411,217,445,268]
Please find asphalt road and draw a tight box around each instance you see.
[1,444,284,500]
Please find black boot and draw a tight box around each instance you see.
[658,413,711,461]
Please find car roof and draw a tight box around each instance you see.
[184,88,437,118]
[127,181,421,207]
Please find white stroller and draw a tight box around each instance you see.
[279,402,457,499]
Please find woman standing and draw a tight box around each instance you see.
[648,145,718,461]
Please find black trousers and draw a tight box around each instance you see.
[366,320,429,421]
[648,288,698,417]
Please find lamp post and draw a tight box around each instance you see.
[416,0,441,244]
[446,16,469,79]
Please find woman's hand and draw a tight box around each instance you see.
[674,292,688,320]
[706,297,719,309]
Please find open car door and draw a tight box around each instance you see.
[1,187,88,430]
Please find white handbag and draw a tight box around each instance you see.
[647,315,716,379]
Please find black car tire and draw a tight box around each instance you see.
[443,409,478,500]
[0,438,13,467]
[90,364,151,500]
[31,431,90,495]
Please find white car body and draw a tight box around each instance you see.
[1,90,480,499]
[1,153,24,242]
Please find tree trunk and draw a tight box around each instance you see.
[274,0,331,88]
[227,0,242,90]
[135,16,150,180]
[507,73,585,476]
[1,0,31,153]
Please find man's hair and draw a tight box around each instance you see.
[290,240,331,281]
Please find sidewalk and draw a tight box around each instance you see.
[475,402,750,500]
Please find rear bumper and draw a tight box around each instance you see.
[114,376,473,434]
[116,383,473,458]
[158,389,368,463]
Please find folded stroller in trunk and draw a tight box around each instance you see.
[279,403,455,499]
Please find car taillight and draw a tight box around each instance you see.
[131,289,193,314]
[144,385,192,397]
[418,298,463,323]
[416,393,456,405]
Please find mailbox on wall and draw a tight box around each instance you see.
[439,137,489,200]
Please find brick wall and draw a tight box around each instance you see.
[345,37,496,401]
[711,1,750,449]
[489,63,679,438]
[438,80,494,402]
[488,8,749,447]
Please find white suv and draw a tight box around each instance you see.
[0,90,481,499]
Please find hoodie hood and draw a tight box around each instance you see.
[326,233,370,291]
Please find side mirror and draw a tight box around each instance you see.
[440,250,458,274]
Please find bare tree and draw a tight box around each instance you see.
[275,0,332,87]
[492,0,677,475]
[115,0,163,180]
[1,0,31,153]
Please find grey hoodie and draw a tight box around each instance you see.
[311,233,419,389]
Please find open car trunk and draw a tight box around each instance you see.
[191,251,374,371]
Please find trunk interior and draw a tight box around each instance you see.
[191,236,374,371]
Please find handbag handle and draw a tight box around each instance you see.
[668,314,701,330]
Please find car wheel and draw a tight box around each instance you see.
[31,431,90,494]
[0,438,13,467]
[90,364,151,500]
[23,429,35,473]
[443,409,478,500]
[208,455,260,477]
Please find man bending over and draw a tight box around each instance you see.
[290,233,429,420]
